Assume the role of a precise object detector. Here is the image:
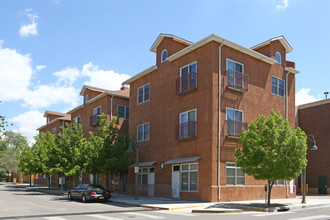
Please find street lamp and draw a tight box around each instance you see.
[302,134,318,203]
[128,139,139,200]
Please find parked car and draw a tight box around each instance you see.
[68,184,111,203]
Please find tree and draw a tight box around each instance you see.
[19,146,39,186]
[235,110,307,205]
[0,101,12,136]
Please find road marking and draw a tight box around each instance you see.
[253,211,295,216]
[44,217,66,220]
[123,212,165,219]
[86,214,123,220]
[153,210,195,216]
[289,215,330,220]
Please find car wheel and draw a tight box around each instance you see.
[82,195,87,203]
[68,193,73,200]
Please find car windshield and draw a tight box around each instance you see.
[87,185,104,190]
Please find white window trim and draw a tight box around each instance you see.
[271,76,285,98]
[75,116,81,123]
[93,106,101,115]
[137,122,150,142]
[226,162,246,186]
[180,163,198,192]
[137,83,150,105]
[226,107,244,121]
[117,105,129,120]
[275,52,282,64]
[226,58,244,72]
[179,61,197,77]
[179,109,197,123]
[161,49,167,63]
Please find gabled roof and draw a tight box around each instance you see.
[150,33,193,53]
[298,98,330,110]
[122,66,157,85]
[66,105,83,114]
[250,36,293,53]
[43,110,70,118]
[79,85,129,97]
[37,114,71,131]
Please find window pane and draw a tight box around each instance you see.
[226,168,235,177]
[226,176,235,185]
[180,112,188,124]
[144,85,150,101]
[144,123,149,140]
[234,110,242,121]
[138,88,144,104]
[190,163,198,170]
[272,77,278,86]
[118,106,125,118]
[181,172,188,191]
[189,63,197,73]
[142,174,148,184]
[276,52,281,64]
[237,177,245,185]
[227,60,234,71]
[279,79,284,89]
[182,164,189,171]
[173,165,180,171]
[138,175,142,184]
[235,63,242,73]
[190,172,198,191]
[188,110,196,122]
[149,167,154,173]
[162,50,167,62]
[143,168,148,173]
[236,168,244,177]
[226,109,234,120]
[279,88,284,97]
[272,86,277,95]
[181,66,188,77]
[126,107,129,119]
[137,125,143,141]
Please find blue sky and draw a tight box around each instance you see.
[0,0,329,143]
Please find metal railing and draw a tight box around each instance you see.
[226,70,248,92]
[176,121,197,140]
[176,72,197,95]
[226,120,248,137]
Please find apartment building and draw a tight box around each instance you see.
[123,33,299,202]
[37,85,130,191]
[297,99,330,195]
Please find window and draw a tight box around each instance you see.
[274,180,285,185]
[226,59,243,73]
[226,108,245,137]
[47,117,50,123]
[75,116,81,124]
[137,122,150,142]
[271,76,285,97]
[178,62,197,94]
[51,127,56,134]
[161,49,167,62]
[178,109,197,139]
[226,59,248,91]
[226,108,242,122]
[85,94,89,102]
[93,106,101,115]
[138,167,149,184]
[138,84,150,104]
[118,105,129,120]
[181,163,198,192]
[226,162,245,185]
[275,52,281,64]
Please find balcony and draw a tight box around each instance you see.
[226,120,248,138]
[226,70,248,92]
[90,114,99,127]
[176,72,197,95]
[176,121,197,140]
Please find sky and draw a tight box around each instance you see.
[0,0,329,144]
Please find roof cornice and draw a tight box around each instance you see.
[66,105,83,114]
[36,117,71,131]
[285,67,300,74]
[122,66,157,85]
[150,33,192,53]
[250,36,293,53]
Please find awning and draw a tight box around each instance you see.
[164,156,201,165]
[129,161,156,168]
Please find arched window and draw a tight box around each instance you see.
[161,49,167,63]
[85,94,89,102]
[275,52,281,64]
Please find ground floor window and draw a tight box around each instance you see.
[181,163,198,192]
[226,162,245,185]
[138,167,154,184]
[274,179,285,185]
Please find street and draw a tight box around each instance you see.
[1,183,330,220]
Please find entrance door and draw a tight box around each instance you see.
[172,165,180,198]
[147,167,155,197]
[318,176,327,194]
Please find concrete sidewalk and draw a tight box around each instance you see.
[11,183,330,213]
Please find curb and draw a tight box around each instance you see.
[112,200,205,210]
[192,209,243,213]
[232,205,290,212]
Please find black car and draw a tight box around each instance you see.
[68,184,111,203]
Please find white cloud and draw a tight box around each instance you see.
[53,67,80,86]
[8,110,44,145]
[19,9,38,38]
[0,48,33,101]
[276,0,289,10]
[296,88,320,106]
[82,62,131,90]
[36,65,46,72]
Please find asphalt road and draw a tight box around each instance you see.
[1,183,330,220]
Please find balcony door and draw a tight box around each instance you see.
[180,109,196,139]
[180,62,197,92]
[226,59,244,89]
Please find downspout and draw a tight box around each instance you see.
[285,70,292,197]
[109,94,114,190]
[218,41,225,200]
[110,94,114,119]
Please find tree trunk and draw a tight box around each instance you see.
[48,174,51,189]
[267,179,273,206]
[29,175,31,186]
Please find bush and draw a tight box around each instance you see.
[0,171,9,182]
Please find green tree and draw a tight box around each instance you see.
[235,110,307,205]
[19,146,39,186]
[0,101,12,136]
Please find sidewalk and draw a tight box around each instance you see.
[13,183,330,213]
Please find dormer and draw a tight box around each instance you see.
[150,34,192,66]
[79,85,104,105]
[44,111,70,124]
[250,36,293,67]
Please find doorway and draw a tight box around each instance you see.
[172,165,180,198]
[318,176,327,194]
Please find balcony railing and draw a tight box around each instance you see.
[90,114,99,127]
[176,121,197,140]
[226,120,248,138]
[226,70,248,92]
[176,72,197,95]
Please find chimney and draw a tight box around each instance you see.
[324,92,329,99]
[121,86,129,90]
